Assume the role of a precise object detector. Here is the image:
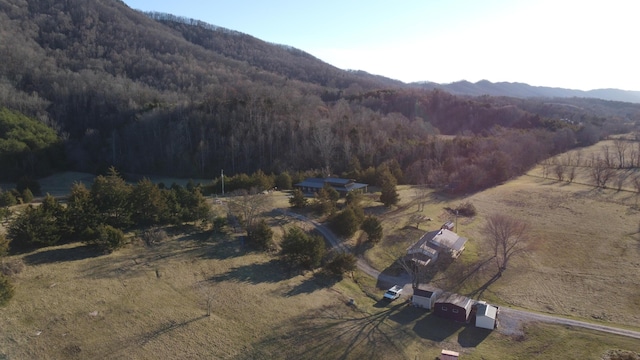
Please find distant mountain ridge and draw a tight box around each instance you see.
[412,80,640,104]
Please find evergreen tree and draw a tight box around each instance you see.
[246,219,274,251]
[329,207,361,237]
[325,253,357,276]
[21,188,33,203]
[91,167,132,229]
[173,185,210,225]
[288,188,307,209]
[66,182,100,239]
[275,172,293,190]
[130,178,168,226]
[281,227,326,270]
[7,197,64,249]
[361,216,383,243]
[379,172,399,207]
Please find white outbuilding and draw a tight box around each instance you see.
[475,302,498,330]
[411,285,442,310]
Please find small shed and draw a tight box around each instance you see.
[441,221,454,231]
[475,302,498,330]
[434,292,473,323]
[440,349,460,360]
[411,285,442,310]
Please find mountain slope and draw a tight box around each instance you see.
[413,80,640,103]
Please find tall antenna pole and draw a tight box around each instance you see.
[221,169,224,195]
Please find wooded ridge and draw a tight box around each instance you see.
[1,0,639,194]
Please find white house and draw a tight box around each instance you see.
[475,302,498,329]
[411,285,442,310]
[429,229,467,258]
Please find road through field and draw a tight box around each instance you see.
[281,209,640,341]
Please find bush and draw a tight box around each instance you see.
[0,190,17,207]
[212,216,228,233]
[21,188,33,203]
[1,259,25,276]
[0,233,8,257]
[0,274,14,306]
[140,227,168,247]
[455,201,477,217]
[83,225,126,253]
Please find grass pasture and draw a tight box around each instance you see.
[2,231,639,360]
[365,142,640,330]
[2,138,640,358]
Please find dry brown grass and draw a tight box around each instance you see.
[2,168,640,359]
[366,140,640,329]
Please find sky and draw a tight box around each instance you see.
[123,0,639,91]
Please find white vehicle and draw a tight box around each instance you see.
[383,285,403,300]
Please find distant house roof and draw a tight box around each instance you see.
[429,229,467,253]
[294,177,368,193]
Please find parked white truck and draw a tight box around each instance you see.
[383,285,403,300]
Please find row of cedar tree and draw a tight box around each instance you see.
[5,168,210,253]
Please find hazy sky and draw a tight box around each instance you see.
[123,0,639,91]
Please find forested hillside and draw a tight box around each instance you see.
[1,0,639,194]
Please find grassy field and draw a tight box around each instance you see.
[2,224,640,359]
[2,141,640,358]
[366,140,640,330]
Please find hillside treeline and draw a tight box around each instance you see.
[0,0,638,193]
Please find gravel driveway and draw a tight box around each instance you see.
[282,209,640,340]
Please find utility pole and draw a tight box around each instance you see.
[455,210,458,233]
[221,169,224,195]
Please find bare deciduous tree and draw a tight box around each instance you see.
[396,255,433,288]
[590,156,616,188]
[312,120,337,175]
[567,165,577,183]
[613,139,629,168]
[554,163,565,181]
[482,214,529,275]
[227,188,269,233]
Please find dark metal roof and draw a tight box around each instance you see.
[294,177,368,192]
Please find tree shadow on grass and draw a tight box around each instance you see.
[457,325,492,348]
[413,312,463,342]
[373,298,396,308]
[197,235,249,260]
[465,272,502,299]
[285,271,340,296]
[138,315,209,346]
[23,245,102,265]
[387,302,426,325]
[237,304,407,360]
[208,259,289,284]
